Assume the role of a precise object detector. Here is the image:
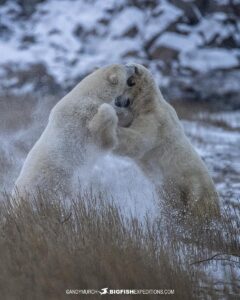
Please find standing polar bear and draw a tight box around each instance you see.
[14,64,135,197]
[114,64,220,218]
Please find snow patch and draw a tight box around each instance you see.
[145,1,183,42]
[180,48,239,72]
[110,7,144,37]
[153,32,199,52]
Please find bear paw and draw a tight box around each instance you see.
[97,103,118,127]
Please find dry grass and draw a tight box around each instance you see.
[0,191,239,300]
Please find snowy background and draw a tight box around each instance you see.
[0,0,239,214]
[0,0,240,104]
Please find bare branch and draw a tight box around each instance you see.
[190,253,240,265]
[60,212,72,224]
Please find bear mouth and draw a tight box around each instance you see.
[114,96,130,108]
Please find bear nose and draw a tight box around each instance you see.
[115,96,130,108]
[115,96,122,107]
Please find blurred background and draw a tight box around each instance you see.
[0,0,239,205]
[0,0,240,104]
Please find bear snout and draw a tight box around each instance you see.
[115,96,130,108]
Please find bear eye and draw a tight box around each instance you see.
[127,76,135,87]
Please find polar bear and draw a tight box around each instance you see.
[114,64,220,219]
[14,64,135,197]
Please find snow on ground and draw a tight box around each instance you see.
[0,0,145,87]
[198,111,240,130]
[152,32,199,52]
[0,0,239,92]
[182,118,240,205]
[180,48,239,73]
[144,1,183,43]
[198,259,240,297]
[110,7,144,38]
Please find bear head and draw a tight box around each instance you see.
[84,64,137,105]
[114,63,159,114]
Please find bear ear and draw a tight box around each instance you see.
[126,64,142,76]
[108,73,118,85]
[134,65,141,75]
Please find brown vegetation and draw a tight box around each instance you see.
[0,192,239,300]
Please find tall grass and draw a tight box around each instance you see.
[0,191,239,300]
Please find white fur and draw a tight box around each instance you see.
[114,64,220,218]
[14,64,131,197]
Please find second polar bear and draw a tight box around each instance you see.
[14,64,135,197]
[114,64,220,218]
